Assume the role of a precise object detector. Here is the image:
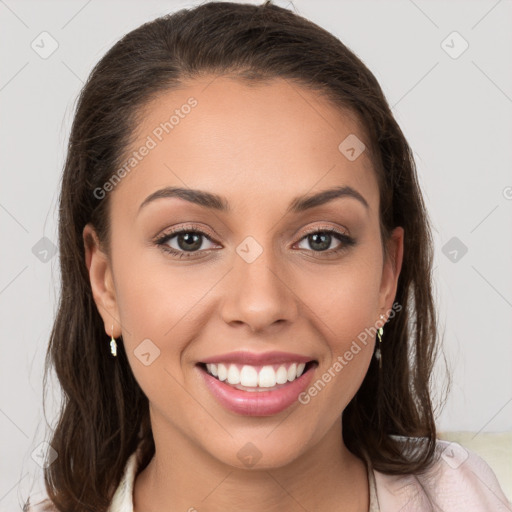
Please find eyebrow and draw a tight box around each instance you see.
[138,185,369,214]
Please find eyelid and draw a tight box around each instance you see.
[297,223,350,239]
[154,222,349,245]
[154,222,354,258]
[152,223,219,244]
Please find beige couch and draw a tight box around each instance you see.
[438,431,512,502]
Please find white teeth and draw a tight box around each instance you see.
[227,364,240,385]
[217,363,227,381]
[206,363,218,377]
[287,363,297,382]
[276,365,288,384]
[258,365,276,387]
[205,361,311,388]
[240,365,258,387]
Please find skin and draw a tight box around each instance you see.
[84,76,404,511]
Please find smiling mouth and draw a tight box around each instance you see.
[197,360,317,392]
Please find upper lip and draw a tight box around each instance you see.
[200,350,316,366]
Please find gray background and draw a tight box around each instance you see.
[1,0,511,509]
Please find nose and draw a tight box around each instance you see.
[220,241,299,334]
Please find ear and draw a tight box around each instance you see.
[378,226,404,318]
[83,223,121,338]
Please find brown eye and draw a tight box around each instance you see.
[295,228,355,254]
[173,232,204,252]
[155,227,219,258]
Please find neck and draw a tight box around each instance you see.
[133,412,369,512]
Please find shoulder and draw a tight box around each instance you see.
[24,444,144,512]
[373,438,512,512]
[108,445,143,511]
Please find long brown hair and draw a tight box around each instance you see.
[27,1,446,510]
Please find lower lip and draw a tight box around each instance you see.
[198,364,316,416]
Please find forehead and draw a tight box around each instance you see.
[111,75,379,217]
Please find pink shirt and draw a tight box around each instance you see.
[371,439,511,511]
[26,438,511,511]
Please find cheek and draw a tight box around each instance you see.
[301,249,383,347]
[111,241,224,375]
[112,262,203,413]
[295,249,382,405]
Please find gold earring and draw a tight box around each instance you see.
[375,314,385,369]
[110,324,117,357]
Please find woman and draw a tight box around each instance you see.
[25,1,510,511]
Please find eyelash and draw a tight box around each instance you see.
[154,225,356,259]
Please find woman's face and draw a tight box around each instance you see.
[85,76,403,469]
